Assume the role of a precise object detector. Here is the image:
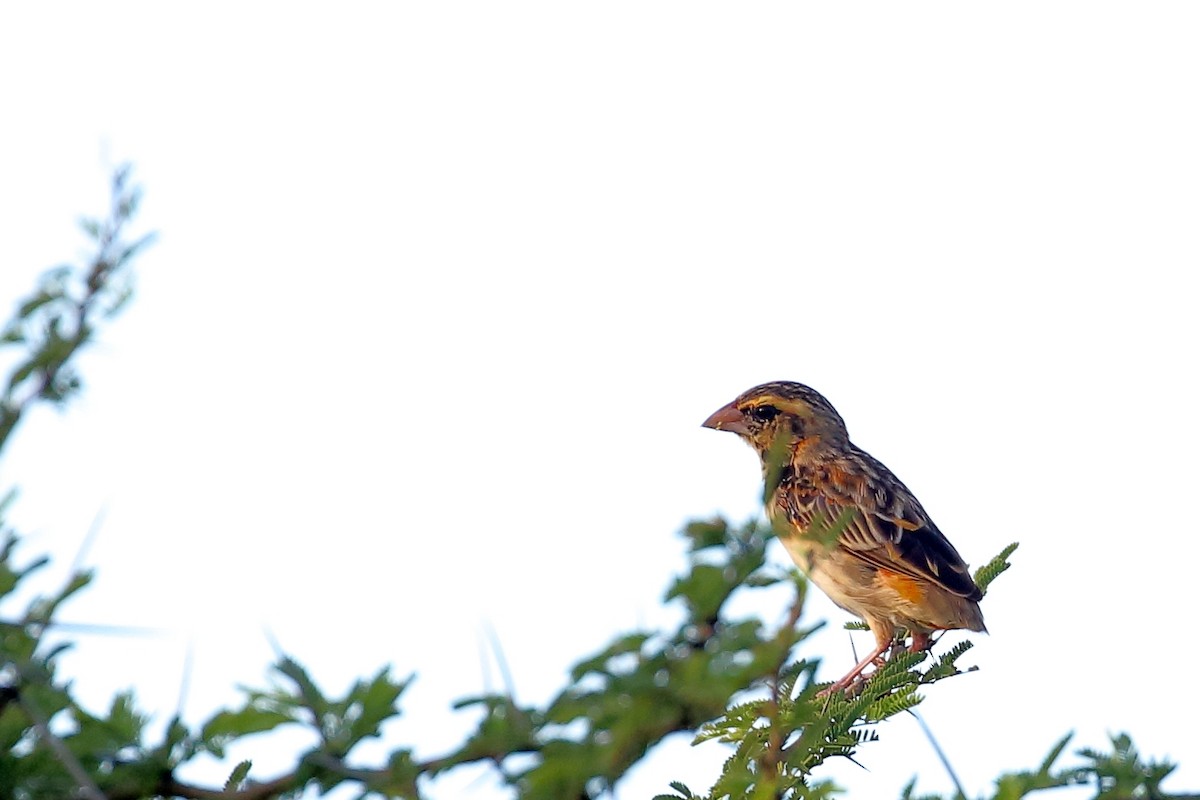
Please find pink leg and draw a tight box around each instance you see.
[817,637,892,697]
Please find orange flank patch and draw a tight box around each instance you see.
[877,569,926,604]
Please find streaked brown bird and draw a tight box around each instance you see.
[703,381,984,694]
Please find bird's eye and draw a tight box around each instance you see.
[748,404,779,423]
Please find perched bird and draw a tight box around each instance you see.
[702,381,984,694]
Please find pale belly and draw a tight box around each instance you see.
[776,530,881,620]
[774,525,985,635]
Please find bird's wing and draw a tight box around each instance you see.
[809,450,982,601]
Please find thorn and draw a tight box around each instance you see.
[476,625,494,695]
[175,641,194,719]
[481,621,517,701]
[909,709,967,800]
[68,506,107,576]
[262,627,284,659]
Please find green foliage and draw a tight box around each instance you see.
[684,635,970,800]
[225,760,253,791]
[0,487,990,799]
[1075,732,1180,799]
[0,164,154,457]
[800,508,859,552]
[974,543,1019,596]
[903,731,1190,800]
[0,175,1192,800]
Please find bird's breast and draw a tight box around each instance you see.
[765,490,828,570]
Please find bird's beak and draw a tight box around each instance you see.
[702,402,751,435]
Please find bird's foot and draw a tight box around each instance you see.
[907,631,933,654]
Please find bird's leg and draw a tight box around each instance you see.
[819,621,896,697]
[908,631,933,654]
[817,638,892,697]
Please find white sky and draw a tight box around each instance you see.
[2,3,1198,798]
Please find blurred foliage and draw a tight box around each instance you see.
[0,170,1194,800]
[0,164,153,457]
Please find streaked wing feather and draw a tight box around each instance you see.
[812,481,982,602]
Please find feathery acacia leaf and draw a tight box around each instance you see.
[975,542,1020,595]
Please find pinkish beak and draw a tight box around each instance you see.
[702,402,751,436]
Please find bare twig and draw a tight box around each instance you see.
[13,683,108,800]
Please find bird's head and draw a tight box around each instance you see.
[702,381,849,461]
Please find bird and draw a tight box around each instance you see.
[702,380,984,694]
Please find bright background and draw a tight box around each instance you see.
[2,3,1198,797]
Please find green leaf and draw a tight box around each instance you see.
[653,780,697,800]
[569,633,651,681]
[200,706,295,756]
[803,507,857,550]
[343,667,410,747]
[682,518,730,551]
[974,542,1019,595]
[16,291,58,320]
[1038,731,1074,774]
[224,760,252,791]
[666,563,732,622]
